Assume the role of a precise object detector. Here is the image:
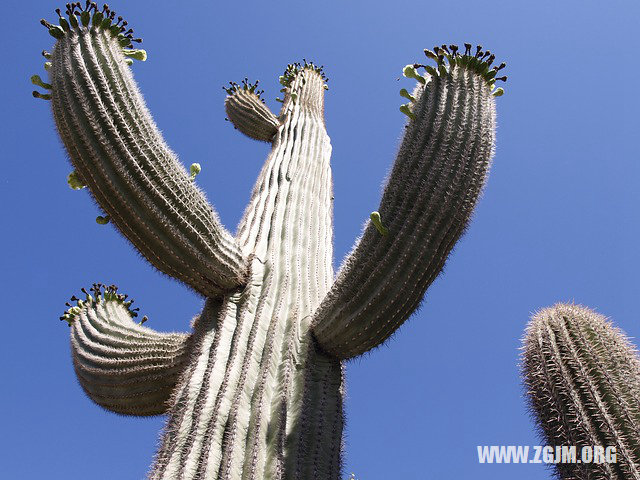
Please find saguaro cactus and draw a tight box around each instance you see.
[522,304,640,479]
[35,3,505,478]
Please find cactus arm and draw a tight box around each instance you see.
[64,284,194,416]
[224,80,280,142]
[44,8,247,297]
[311,46,502,359]
[522,304,640,479]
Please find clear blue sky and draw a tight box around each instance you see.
[2,0,639,478]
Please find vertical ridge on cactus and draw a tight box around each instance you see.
[522,304,640,479]
[37,6,504,479]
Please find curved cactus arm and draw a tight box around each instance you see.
[64,284,194,416]
[311,45,503,360]
[40,5,247,297]
[224,79,280,142]
[522,304,640,479]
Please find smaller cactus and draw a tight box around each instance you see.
[522,304,640,479]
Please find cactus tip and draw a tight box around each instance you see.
[60,284,141,325]
[413,43,508,92]
[38,3,144,59]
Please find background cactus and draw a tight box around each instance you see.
[35,3,504,479]
[522,304,640,479]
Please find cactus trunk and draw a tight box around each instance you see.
[151,73,344,479]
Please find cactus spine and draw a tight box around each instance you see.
[36,4,504,479]
[522,304,640,479]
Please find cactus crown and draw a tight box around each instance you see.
[421,43,507,85]
[403,43,507,99]
[33,3,146,100]
[279,59,329,89]
[60,283,140,326]
[222,78,266,102]
[40,2,141,46]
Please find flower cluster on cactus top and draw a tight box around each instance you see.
[32,2,146,100]
[60,283,142,326]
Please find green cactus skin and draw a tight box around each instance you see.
[522,304,640,479]
[38,7,504,479]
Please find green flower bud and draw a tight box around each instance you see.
[122,49,147,61]
[67,170,86,190]
[402,65,426,84]
[190,163,201,179]
[370,211,389,236]
[399,88,415,103]
[31,74,52,90]
[399,104,415,120]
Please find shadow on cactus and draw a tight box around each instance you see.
[522,304,640,479]
[35,2,505,478]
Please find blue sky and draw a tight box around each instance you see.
[2,0,639,478]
